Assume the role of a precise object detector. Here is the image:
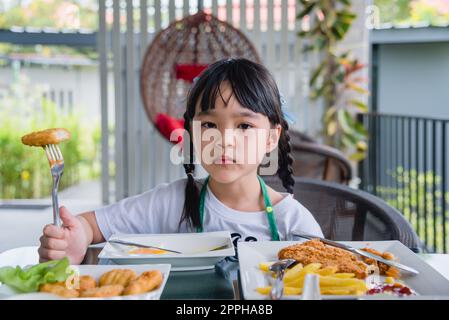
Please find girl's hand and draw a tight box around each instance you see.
[38,206,90,264]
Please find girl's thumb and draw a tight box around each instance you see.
[59,206,79,228]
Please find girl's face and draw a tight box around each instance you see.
[192,83,281,184]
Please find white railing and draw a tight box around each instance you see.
[98,0,324,203]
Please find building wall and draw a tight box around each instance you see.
[0,64,106,122]
[377,42,449,119]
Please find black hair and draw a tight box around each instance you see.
[180,58,294,230]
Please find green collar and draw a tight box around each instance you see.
[196,175,280,241]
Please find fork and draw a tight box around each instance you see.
[43,144,64,227]
[269,259,296,300]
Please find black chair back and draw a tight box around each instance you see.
[264,176,423,252]
[289,131,353,184]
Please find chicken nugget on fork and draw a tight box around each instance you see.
[123,270,163,296]
[99,269,137,287]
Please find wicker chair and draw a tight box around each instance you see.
[288,132,353,184]
[140,11,261,142]
[263,176,423,252]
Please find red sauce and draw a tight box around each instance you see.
[367,283,415,297]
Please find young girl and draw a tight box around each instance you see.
[38,58,323,265]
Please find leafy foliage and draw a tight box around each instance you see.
[0,257,71,293]
[0,0,98,58]
[297,0,369,161]
[0,0,98,30]
[374,0,449,25]
[378,167,449,253]
[0,73,100,199]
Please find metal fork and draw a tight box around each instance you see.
[269,259,296,300]
[43,144,64,227]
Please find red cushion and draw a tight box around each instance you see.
[155,113,185,144]
[175,64,208,83]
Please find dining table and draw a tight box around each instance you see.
[80,245,449,300]
[81,246,237,299]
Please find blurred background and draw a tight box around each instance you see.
[0,0,448,253]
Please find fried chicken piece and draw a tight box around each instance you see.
[39,282,79,298]
[79,284,124,298]
[385,267,400,278]
[99,269,137,287]
[79,275,97,291]
[360,247,400,278]
[123,270,163,296]
[278,239,368,279]
[21,128,70,147]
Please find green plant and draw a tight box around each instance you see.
[374,0,449,26]
[0,0,98,59]
[374,0,412,24]
[0,73,100,199]
[410,0,449,25]
[297,0,369,161]
[376,167,449,253]
[0,0,98,30]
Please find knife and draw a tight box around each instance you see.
[108,239,229,254]
[108,239,182,254]
[292,233,419,276]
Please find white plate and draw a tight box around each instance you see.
[0,264,171,300]
[238,240,449,300]
[98,231,235,271]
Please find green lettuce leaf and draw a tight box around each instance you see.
[0,257,71,293]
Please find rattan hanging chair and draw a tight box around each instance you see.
[140,11,261,143]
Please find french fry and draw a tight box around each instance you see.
[283,263,304,283]
[319,276,367,291]
[320,288,354,295]
[319,285,364,293]
[331,273,355,279]
[258,262,275,272]
[302,263,322,273]
[284,263,321,286]
[256,286,302,296]
[316,266,338,276]
[287,277,362,290]
[256,262,368,297]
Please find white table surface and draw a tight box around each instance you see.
[1,247,449,300]
[1,247,449,279]
[418,254,449,280]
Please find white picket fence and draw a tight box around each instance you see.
[98,0,324,203]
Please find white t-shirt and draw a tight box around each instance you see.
[95,178,323,245]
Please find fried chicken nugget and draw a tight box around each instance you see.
[21,128,70,147]
[79,284,124,298]
[79,275,97,291]
[39,282,79,298]
[123,270,163,296]
[361,247,401,278]
[99,269,137,287]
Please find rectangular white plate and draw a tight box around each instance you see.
[238,240,449,300]
[98,231,235,271]
[0,264,171,300]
